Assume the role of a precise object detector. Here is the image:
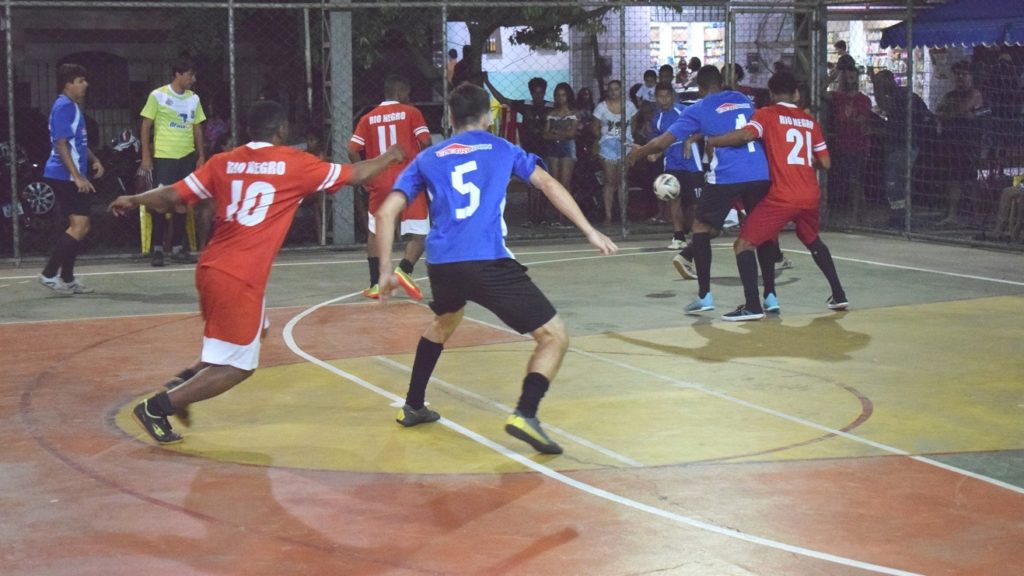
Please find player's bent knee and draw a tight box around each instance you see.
[533,315,568,350]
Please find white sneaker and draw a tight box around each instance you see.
[775,257,793,272]
[65,278,95,294]
[672,253,697,280]
[666,238,685,250]
[38,273,73,295]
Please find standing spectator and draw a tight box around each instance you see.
[722,63,756,100]
[450,45,475,88]
[543,83,579,226]
[628,65,772,316]
[707,70,849,321]
[686,57,702,88]
[936,60,984,225]
[348,74,433,300]
[37,63,104,295]
[373,83,617,454]
[592,80,638,225]
[109,101,404,444]
[828,40,857,87]
[572,87,600,215]
[658,64,675,87]
[826,62,872,222]
[446,48,459,85]
[870,69,932,229]
[139,56,206,266]
[485,75,552,225]
[650,82,701,250]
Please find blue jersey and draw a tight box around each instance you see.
[667,90,768,185]
[394,130,541,264]
[44,95,89,181]
[652,103,701,173]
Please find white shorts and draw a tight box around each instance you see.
[200,305,269,371]
[367,212,429,236]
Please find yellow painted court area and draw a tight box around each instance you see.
[115,295,1024,474]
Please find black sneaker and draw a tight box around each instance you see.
[722,305,766,322]
[169,250,198,264]
[396,404,440,427]
[151,251,165,267]
[505,411,562,454]
[131,400,183,444]
[827,295,849,311]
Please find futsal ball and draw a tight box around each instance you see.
[653,173,680,201]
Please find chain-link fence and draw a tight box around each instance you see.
[3,0,1022,262]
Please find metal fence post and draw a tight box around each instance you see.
[329,0,354,246]
[5,0,19,263]
[618,1,627,237]
[903,0,914,235]
[228,0,238,148]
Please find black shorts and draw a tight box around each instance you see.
[696,180,770,230]
[153,153,197,187]
[48,178,91,217]
[427,258,557,335]
[667,169,704,208]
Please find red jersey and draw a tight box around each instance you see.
[348,101,429,210]
[744,103,829,209]
[828,90,872,154]
[174,142,353,288]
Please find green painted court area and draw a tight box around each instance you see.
[2,232,1022,575]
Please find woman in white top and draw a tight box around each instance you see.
[591,80,637,225]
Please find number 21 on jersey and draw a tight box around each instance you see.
[785,128,814,166]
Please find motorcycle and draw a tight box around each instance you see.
[0,142,56,254]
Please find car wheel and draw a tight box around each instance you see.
[22,180,55,215]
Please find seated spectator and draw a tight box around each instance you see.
[980,180,1024,242]
[636,69,657,104]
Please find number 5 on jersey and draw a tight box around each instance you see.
[452,161,479,219]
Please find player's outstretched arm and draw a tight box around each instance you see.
[707,128,755,149]
[349,145,406,186]
[373,191,410,303]
[529,166,618,256]
[108,185,181,216]
[626,131,675,167]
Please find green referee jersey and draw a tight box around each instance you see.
[140,85,206,159]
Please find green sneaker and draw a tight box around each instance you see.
[393,268,423,300]
[505,411,562,454]
[131,400,183,444]
[396,404,440,427]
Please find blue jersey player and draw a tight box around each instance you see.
[650,81,703,251]
[374,84,617,455]
[630,65,777,317]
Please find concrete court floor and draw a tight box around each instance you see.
[1,231,1022,575]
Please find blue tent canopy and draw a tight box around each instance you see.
[881,0,1024,48]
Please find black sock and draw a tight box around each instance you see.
[368,257,380,286]
[807,238,845,300]
[673,230,686,242]
[735,250,762,311]
[170,213,186,248]
[43,233,77,279]
[756,242,776,298]
[150,209,166,251]
[58,235,82,283]
[515,372,550,419]
[692,232,712,298]
[148,391,175,416]
[406,337,443,409]
[678,243,693,260]
[398,259,414,274]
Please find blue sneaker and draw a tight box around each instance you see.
[684,293,715,315]
[763,293,780,313]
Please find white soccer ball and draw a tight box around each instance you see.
[653,173,680,201]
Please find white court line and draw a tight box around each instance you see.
[282,291,921,576]
[787,249,1024,288]
[372,355,644,467]
[453,299,1024,496]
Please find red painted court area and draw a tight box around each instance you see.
[3,238,1024,575]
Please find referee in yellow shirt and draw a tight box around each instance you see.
[139,56,206,266]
